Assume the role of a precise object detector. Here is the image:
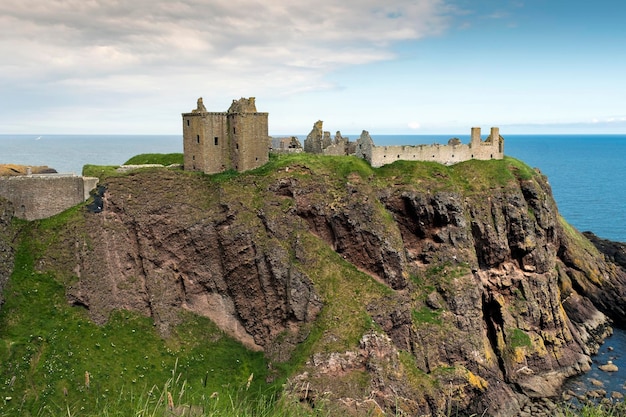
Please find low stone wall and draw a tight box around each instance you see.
[0,174,98,220]
[355,128,504,167]
[270,148,303,154]
[116,164,165,173]
[369,142,501,167]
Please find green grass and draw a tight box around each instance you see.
[82,164,120,179]
[124,153,183,166]
[507,328,532,349]
[295,234,388,354]
[559,216,598,255]
[374,156,537,194]
[252,152,374,180]
[81,153,183,179]
[412,306,443,325]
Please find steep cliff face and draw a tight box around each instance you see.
[34,158,625,416]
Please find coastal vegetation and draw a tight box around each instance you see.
[123,153,184,167]
[0,153,624,416]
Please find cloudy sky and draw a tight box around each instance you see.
[1,0,625,135]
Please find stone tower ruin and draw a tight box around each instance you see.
[182,97,269,174]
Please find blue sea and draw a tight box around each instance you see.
[0,132,624,396]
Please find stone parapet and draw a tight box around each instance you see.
[0,174,98,220]
[355,127,504,167]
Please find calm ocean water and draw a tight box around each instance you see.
[0,134,182,175]
[0,132,624,395]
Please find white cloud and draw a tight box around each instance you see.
[0,0,448,81]
[0,0,451,132]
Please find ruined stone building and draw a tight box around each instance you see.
[182,97,269,174]
[303,120,356,156]
[355,127,504,167]
[271,136,303,153]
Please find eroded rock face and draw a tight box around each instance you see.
[35,163,626,417]
[65,172,324,352]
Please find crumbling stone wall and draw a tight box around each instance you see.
[271,137,303,154]
[355,127,504,167]
[0,175,98,220]
[304,120,355,156]
[303,120,326,154]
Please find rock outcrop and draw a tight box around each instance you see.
[0,164,57,176]
[28,158,626,416]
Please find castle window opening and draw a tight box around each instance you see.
[236,143,239,150]
[233,127,236,134]
[397,155,400,158]
[186,119,189,126]
[196,135,200,144]
[214,137,219,145]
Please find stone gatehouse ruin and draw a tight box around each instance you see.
[182,97,270,174]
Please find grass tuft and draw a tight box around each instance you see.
[124,153,183,166]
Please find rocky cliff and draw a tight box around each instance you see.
[28,156,626,416]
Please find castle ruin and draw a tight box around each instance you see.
[355,127,504,167]
[181,97,504,171]
[182,97,270,174]
[303,120,356,156]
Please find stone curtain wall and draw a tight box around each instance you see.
[0,175,98,220]
[356,127,504,167]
